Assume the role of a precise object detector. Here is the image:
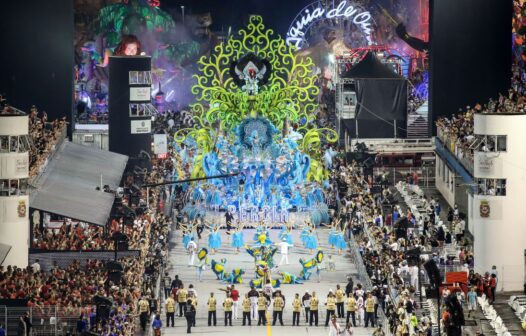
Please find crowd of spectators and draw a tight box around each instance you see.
[330,156,477,335]
[28,106,67,179]
[31,216,150,251]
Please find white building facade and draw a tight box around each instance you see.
[470,113,526,291]
[0,113,29,267]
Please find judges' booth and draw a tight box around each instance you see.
[338,53,407,140]
[109,56,155,157]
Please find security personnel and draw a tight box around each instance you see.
[346,293,357,327]
[309,291,319,326]
[165,296,176,327]
[257,292,268,326]
[223,293,234,326]
[335,284,345,318]
[242,293,252,326]
[325,292,337,326]
[177,285,188,317]
[364,293,376,327]
[189,294,198,327]
[272,292,284,326]
[207,292,217,326]
[292,293,302,326]
[138,296,150,331]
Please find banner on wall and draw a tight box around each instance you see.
[131,119,151,134]
[474,153,502,177]
[474,197,502,220]
[130,87,151,102]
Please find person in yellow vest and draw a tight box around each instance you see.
[345,293,357,327]
[257,291,268,326]
[325,291,337,326]
[242,293,252,326]
[165,296,176,328]
[309,291,319,326]
[139,296,150,332]
[188,294,198,327]
[272,292,285,326]
[364,293,376,327]
[207,292,217,326]
[292,293,302,326]
[335,284,345,318]
[177,285,188,317]
[223,293,234,326]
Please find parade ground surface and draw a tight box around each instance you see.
[163,227,376,335]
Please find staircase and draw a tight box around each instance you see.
[407,100,429,139]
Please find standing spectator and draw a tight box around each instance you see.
[223,293,234,326]
[152,314,162,336]
[292,293,301,326]
[162,272,172,299]
[166,295,176,327]
[336,284,345,318]
[467,287,477,317]
[302,290,311,323]
[242,293,252,326]
[272,291,285,326]
[76,314,87,334]
[0,324,5,336]
[31,259,40,273]
[490,274,498,304]
[207,292,217,326]
[309,291,319,326]
[185,301,196,334]
[230,284,240,320]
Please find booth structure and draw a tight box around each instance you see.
[0,109,29,267]
[109,56,154,157]
[336,53,408,141]
[468,113,526,291]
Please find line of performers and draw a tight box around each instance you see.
[180,218,347,256]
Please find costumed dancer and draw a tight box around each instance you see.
[304,223,318,253]
[231,221,245,254]
[333,226,347,255]
[181,221,196,248]
[278,222,293,245]
[206,224,222,255]
[195,248,209,282]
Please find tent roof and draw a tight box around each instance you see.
[30,141,128,226]
[341,52,403,79]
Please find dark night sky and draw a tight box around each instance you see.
[161,0,311,35]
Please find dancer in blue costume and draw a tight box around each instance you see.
[333,228,347,255]
[326,219,341,249]
[180,221,196,247]
[206,225,222,254]
[231,221,245,254]
[253,221,272,247]
[300,222,310,246]
[278,223,293,245]
[303,221,318,252]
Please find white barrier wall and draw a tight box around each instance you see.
[472,113,526,291]
[435,156,456,207]
[0,115,29,267]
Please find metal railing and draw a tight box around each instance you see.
[436,127,474,175]
[0,305,93,335]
